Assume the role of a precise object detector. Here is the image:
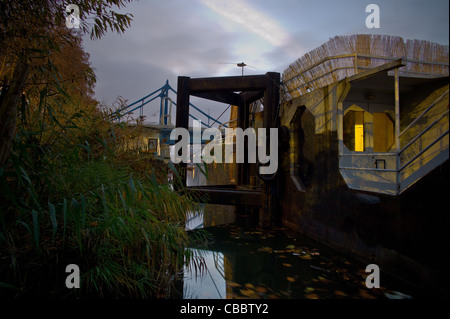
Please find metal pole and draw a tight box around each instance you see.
[164,81,169,125]
[394,68,401,193]
[159,88,164,125]
[395,69,400,152]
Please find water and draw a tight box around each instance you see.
[181,167,422,299]
[181,223,423,299]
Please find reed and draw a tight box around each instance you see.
[0,87,204,298]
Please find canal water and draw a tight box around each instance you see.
[180,167,422,299]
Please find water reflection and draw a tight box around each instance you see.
[183,249,226,299]
[182,224,420,299]
[182,159,419,299]
[186,164,235,230]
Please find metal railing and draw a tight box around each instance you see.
[397,89,449,192]
[339,89,449,195]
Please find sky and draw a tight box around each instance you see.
[82,0,449,125]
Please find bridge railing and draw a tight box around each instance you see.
[112,80,227,128]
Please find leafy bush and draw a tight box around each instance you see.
[0,95,203,298]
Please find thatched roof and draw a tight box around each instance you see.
[282,34,449,100]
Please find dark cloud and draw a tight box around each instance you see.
[83,0,449,119]
[83,0,239,106]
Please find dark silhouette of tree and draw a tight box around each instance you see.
[0,0,134,167]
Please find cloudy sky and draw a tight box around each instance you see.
[82,0,449,125]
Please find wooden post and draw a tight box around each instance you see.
[236,96,250,187]
[175,76,190,190]
[260,72,280,226]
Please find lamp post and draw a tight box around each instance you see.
[237,62,247,76]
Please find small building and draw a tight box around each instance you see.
[277,34,449,293]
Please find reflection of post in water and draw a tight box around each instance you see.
[182,248,226,299]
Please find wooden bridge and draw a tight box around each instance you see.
[112,73,283,226]
[175,73,282,226]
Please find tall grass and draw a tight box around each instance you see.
[0,88,204,298]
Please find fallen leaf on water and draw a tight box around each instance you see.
[305,293,319,299]
[245,283,255,289]
[318,276,332,284]
[334,290,348,297]
[256,286,268,294]
[358,289,377,299]
[304,287,315,293]
[228,282,241,288]
[286,245,296,249]
[258,247,273,253]
[286,276,296,282]
[240,289,256,297]
[282,263,292,267]
[300,254,312,260]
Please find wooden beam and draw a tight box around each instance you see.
[347,58,407,83]
[175,76,190,189]
[263,72,280,129]
[191,91,241,106]
[261,72,280,226]
[240,90,264,105]
[189,75,268,93]
[187,187,262,206]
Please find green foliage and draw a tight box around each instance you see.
[0,0,206,298]
[0,81,203,299]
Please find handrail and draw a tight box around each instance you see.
[399,109,449,154]
[399,130,449,172]
[397,87,449,188]
[399,89,449,137]
[397,87,449,177]
[339,81,448,195]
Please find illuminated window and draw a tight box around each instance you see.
[344,110,365,152]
